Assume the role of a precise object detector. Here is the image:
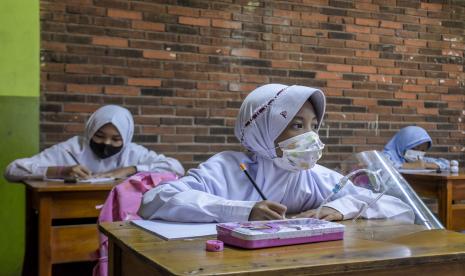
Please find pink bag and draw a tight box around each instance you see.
[93,172,177,276]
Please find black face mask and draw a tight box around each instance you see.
[90,139,123,159]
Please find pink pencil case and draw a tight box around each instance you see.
[216,218,344,249]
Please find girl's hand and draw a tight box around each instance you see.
[48,165,92,179]
[249,200,287,221]
[293,206,343,221]
[93,166,136,179]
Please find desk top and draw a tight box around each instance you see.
[23,180,117,192]
[100,220,465,275]
[401,168,465,180]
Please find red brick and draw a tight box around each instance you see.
[273,9,300,19]
[64,103,100,113]
[403,85,426,92]
[143,50,176,60]
[404,39,427,47]
[211,19,241,29]
[443,64,463,72]
[231,48,260,58]
[327,64,352,72]
[378,67,400,75]
[167,6,199,17]
[66,84,102,94]
[196,82,227,91]
[369,75,393,83]
[417,78,438,85]
[240,74,269,83]
[355,3,379,11]
[395,92,417,100]
[92,36,128,47]
[301,13,327,22]
[132,21,165,32]
[316,72,341,80]
[141,126,175,134]
[263,16,290,26]
[66,64,103,74]
[229,83,257,92]
[380,20,402,29]
[43,63,65,72]
[327,80,352,88]
[417,108,438,115]
[345,40,369,49]
[420,2,442,10]
[127,78,161,87]
[355,50,379,58]
[200,10,231,20]
[353,65,376,74]
[107,9,142,20]
[271,60,299,69]
[179,16,210,27]
[104,86,139,96]
[273,42,301,52]
[355,18,379,27]
[371,57,395,67]
[42,41,66,52]
[356,34,380,43]
[346,24,370,34]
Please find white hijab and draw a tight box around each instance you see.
[84,105,134,151]
[235,83,325,158]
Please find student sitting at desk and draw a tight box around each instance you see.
[139,84,413,223]
[4,105,184,181]
[383,126,449,171]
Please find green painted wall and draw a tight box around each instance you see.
[0,0,39,275]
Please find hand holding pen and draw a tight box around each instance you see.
[240,163,287,220]
[63,151,92,181]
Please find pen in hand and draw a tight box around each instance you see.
[240,163,267,201]
[65,150,92,180]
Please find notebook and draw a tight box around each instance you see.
[131,219,217,240]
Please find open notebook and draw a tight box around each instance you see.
[131,220,217,240]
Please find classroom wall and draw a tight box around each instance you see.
[40,0,465,169]
[0,0,39,275]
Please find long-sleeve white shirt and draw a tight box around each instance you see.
[4,136,184,182]
[139,151,414,223]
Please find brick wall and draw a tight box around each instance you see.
[40,0,465,169]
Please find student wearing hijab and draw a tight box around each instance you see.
[4,105,184,181]
[383,126,449,170]
[139,84,413,223]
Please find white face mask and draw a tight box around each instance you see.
[404,149,425,162]
[273,131,325,172]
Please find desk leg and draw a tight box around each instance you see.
[38,196,52,276]
[445,181,453,229]
[108,240,121,276]
[22,190,37,276]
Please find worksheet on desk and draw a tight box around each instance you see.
[131,220,217,240]
[398,169,437,173]
[46,177,115,183]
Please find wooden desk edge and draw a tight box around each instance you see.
[99,222,465,276]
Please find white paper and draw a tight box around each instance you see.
[45,177,115,183]
[398,168,437,173]
[131,219,217,240]
[78,177,115,183]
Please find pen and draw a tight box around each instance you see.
[240,163,267,201]
[66,150,80,165]
[64,150,80,183]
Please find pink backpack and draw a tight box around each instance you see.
[93,172,178,276]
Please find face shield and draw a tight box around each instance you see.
[332,150,443,230]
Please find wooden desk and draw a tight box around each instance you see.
[23,180,116,276]
[100,220,465,276]
[402,169,465,231]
